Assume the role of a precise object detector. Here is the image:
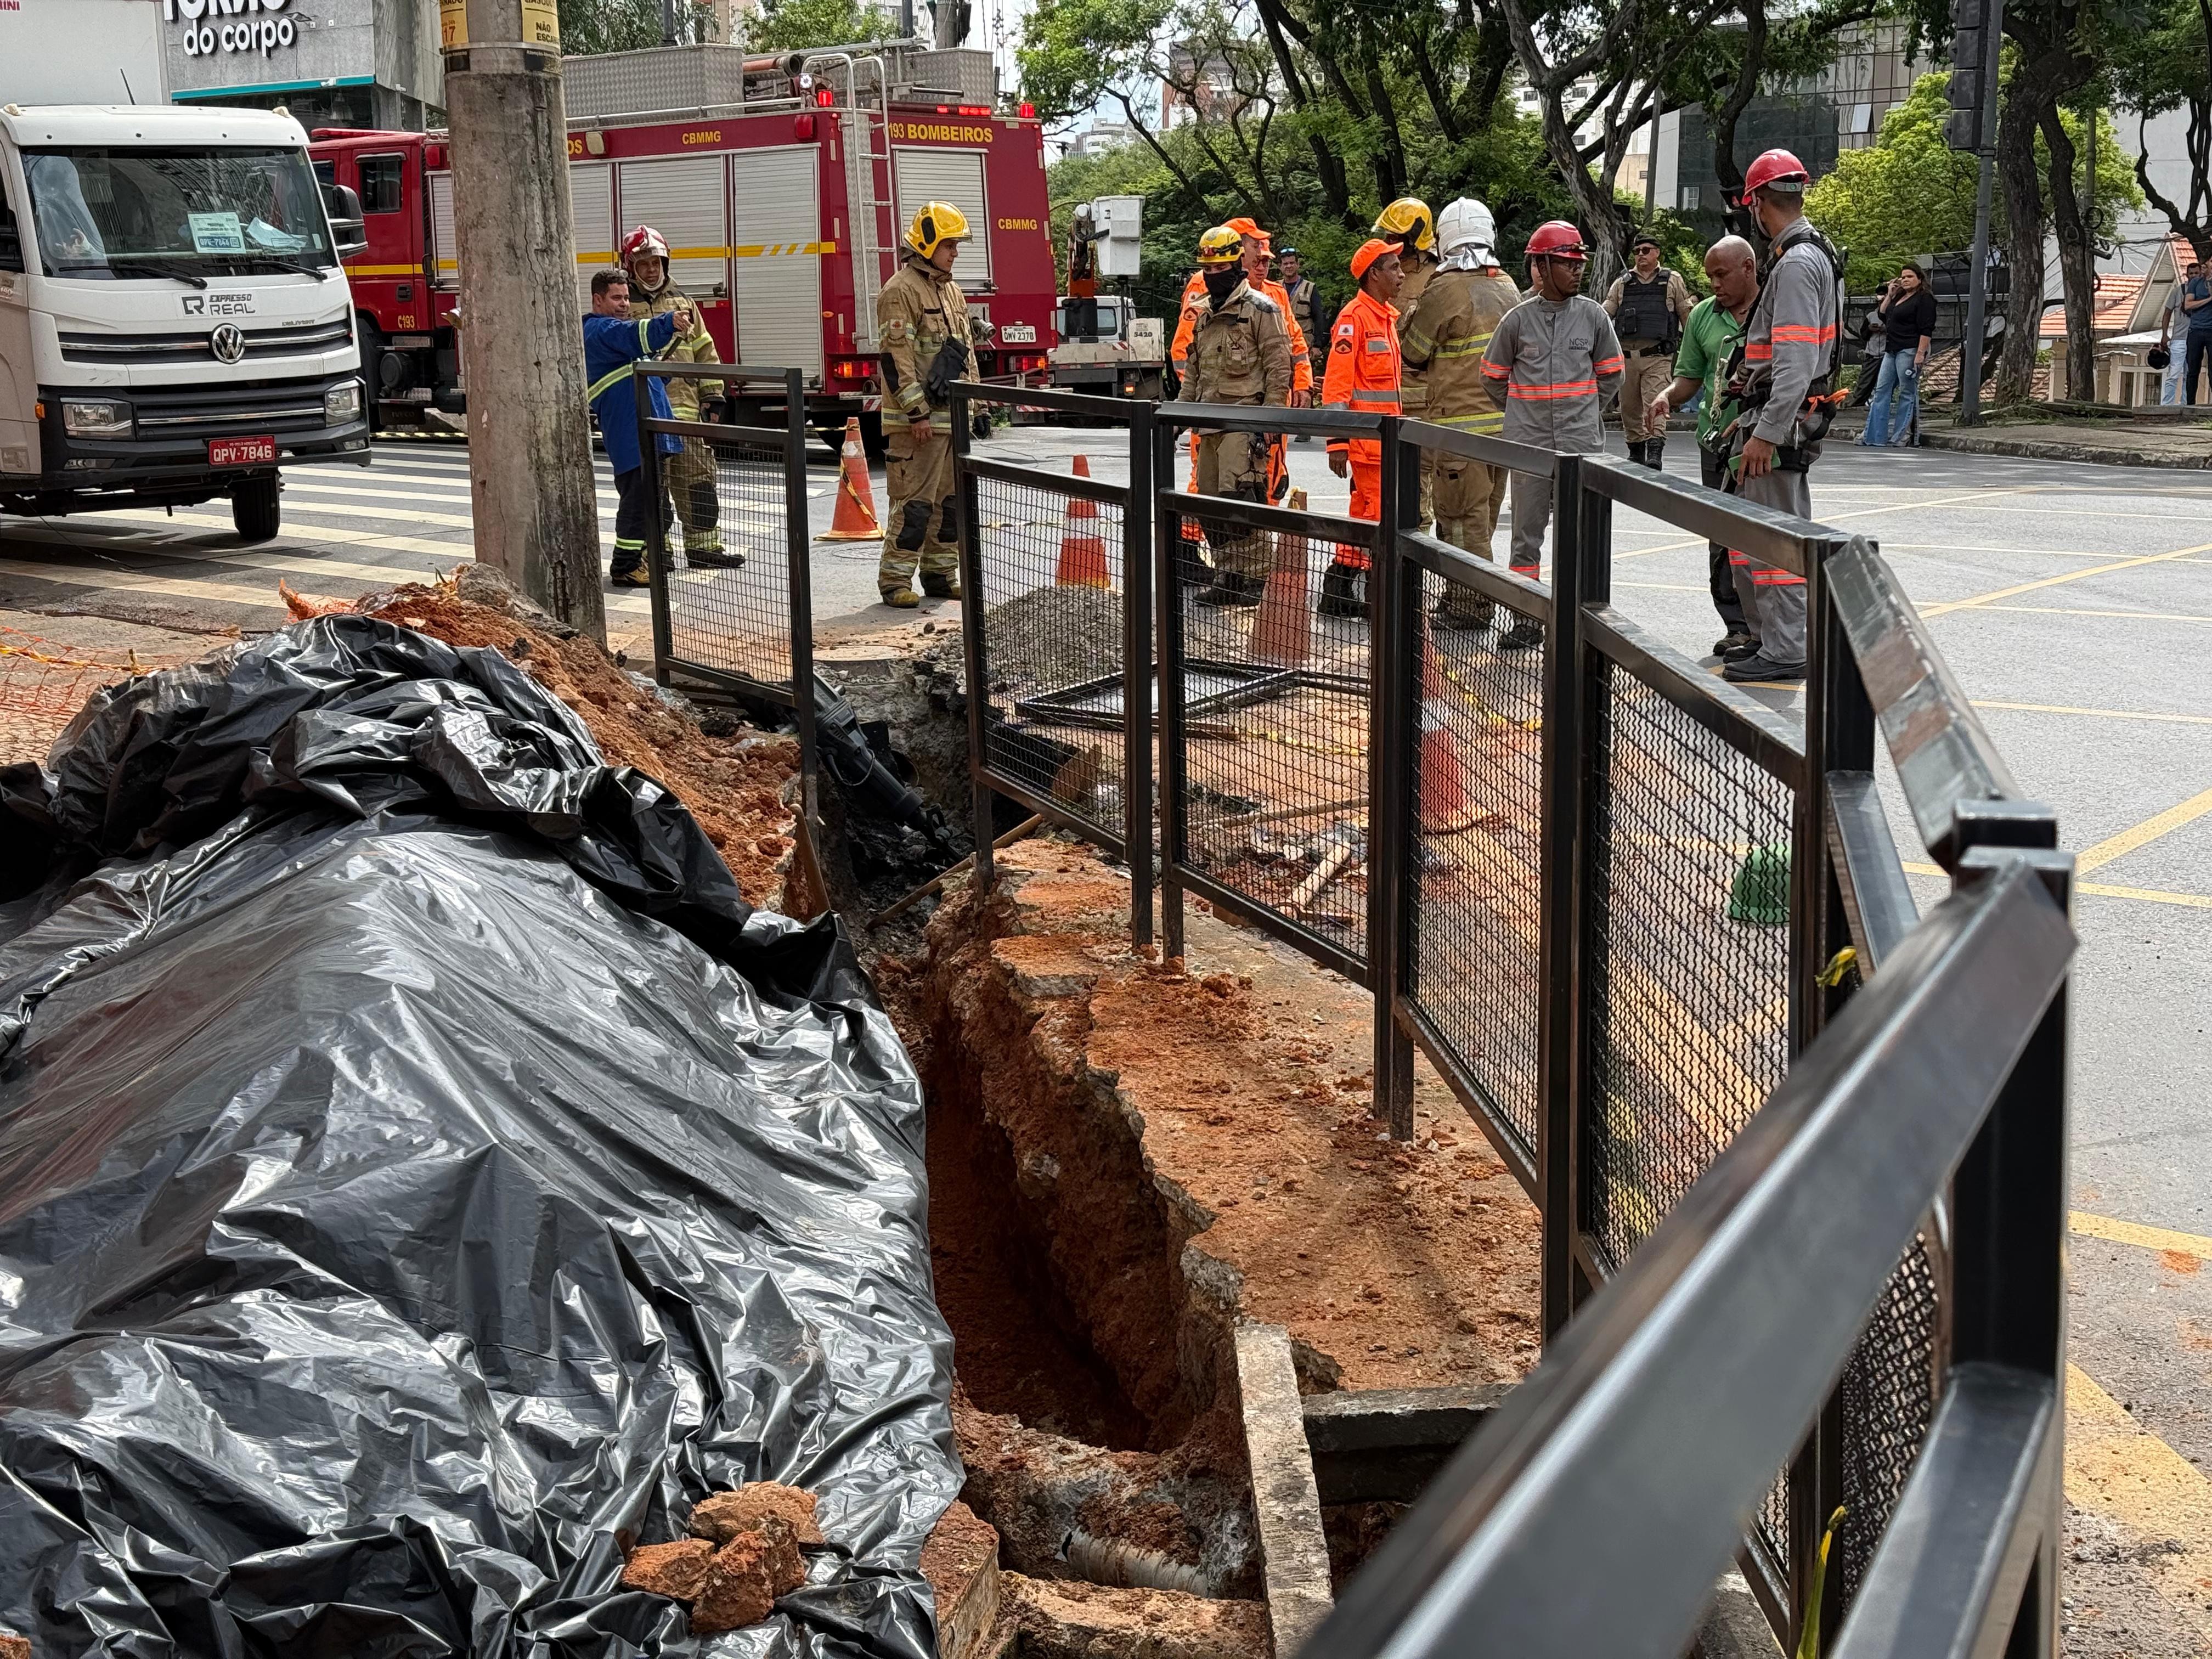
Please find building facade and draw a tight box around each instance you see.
[162,0,444,131]
[0,0,166,106]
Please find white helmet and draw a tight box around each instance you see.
[1437,198,1497,263]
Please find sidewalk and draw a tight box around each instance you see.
[1917,411,2212,470]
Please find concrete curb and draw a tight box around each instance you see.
[1921,430,2212,469]
[1234,1322,1336,1655]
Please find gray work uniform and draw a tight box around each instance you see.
[1480,292,1624,571]
[1732,215,1840,667]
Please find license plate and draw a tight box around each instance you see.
[208,436,276,466]
[1000,323,1037,344]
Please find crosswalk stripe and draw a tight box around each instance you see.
[94,509,472,560]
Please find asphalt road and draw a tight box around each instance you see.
[1,426,2208,1651]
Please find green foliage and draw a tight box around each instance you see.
[749,0,896,53]
[1806,73,1985,289]
[557,0,665,55]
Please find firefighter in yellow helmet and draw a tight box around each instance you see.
[876,200,979,607]
[1373,196,1442,525]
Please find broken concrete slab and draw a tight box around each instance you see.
[688,1482,824,1546]
[998,1571,1272,1659]
[1234,1321,1335,1655]
[922,1500,1003,1659]
[1301,1381,1514,1504]
[619,1537,717,1601]
[690,1530,782,1635]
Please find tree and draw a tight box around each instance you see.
[749,0,896,52]
[558,0,665,55]
[1807,73,1985,287]
[2113,0,2212,261]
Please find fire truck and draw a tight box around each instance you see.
[309,42,1057,453]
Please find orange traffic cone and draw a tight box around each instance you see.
[1181,432,1204,544]
[817,417,882,541]
[1056,455,1111,588]
[1417,617,1470,832]
[1250,486,1312,668]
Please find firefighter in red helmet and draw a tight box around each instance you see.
[1478,221,1624,649]
[1713,146,1844,685]
[622,225,732,565]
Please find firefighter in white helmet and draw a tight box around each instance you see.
[876,200,978,607]
[621,225,734,565]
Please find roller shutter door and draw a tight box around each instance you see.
[616,155,729,298]
[728,146,823,382]
[428,171,457,289]
[569,162,614,311]
[893,147,989,287]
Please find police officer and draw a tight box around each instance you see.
[1176,225,1293,608]
[877,200,979,608]
[1319,238,1403,618]
[621,225,733,566]
[1480,221,1625,650]
[1400,197,1522,630]
[1602,230,1694,470]
[1721,148,1843,685]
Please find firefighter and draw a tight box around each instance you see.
[877,200,979,608]
[1479,221,1624,650]
[1318,239,1403,618]
[584,267,692,587]
[1175,224,1294,608]
[1399,196,1522,630]
[621,225,732,566]
[1171,217,1312,512]
[1372,196,1440,526]
[1718,148,1842,685]
[1602,230,1694,471]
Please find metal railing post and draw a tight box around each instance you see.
[1153,415,1187,962]
[1125,402,1156,952]
[1369,418,1418,1139]
[783,368,820,826]
[637,368,675,685]
[953,388,996,900]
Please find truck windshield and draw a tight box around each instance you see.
[22,146,330,279]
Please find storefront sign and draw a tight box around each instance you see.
[163,0,297,60]
[440,0,561,50]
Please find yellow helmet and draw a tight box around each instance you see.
[906,200,971,257]
[1372,196,1436,252]
[1195,224,1244,268]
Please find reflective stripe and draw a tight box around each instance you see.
[613,538,646,550]
[1348,391,1400,407]
[1770,323,1837,344]
[1746,342,1774,360]
[1436,410,1505,431]
[636,317,654,352]
[1481,360,1511,377]
[1750,571,1807,586]
[1436,334,1492,356]
[1508,380,1599,399]
[589,364,634,400]
[1592,354,1624,373]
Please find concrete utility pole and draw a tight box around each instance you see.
[441,0,608,644]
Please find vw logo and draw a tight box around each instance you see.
[211,323,246,364]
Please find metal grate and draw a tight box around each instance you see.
[1404,568,1549,1160]
[1836,1231,1943,1603]
[1171,499,1372,964]
[1583,665,1794,1271]
[661,433,797,695]
[970,471,1133,848]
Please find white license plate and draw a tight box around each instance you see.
[208,436,276,466]
[1000,323,1036,344]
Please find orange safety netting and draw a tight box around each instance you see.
[0,625,186,765]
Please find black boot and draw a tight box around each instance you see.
[1497,617,1545,652]
[1316,562,1365,619]
[1194,571,1263,608]
[1645,434,1667,471]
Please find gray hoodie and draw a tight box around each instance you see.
[1480,292,1624,454]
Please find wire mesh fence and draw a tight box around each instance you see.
[1835,1231,1944,1601]
[967,467,1135,851]
[652,430,802,696]
[1581,661,1796,1275]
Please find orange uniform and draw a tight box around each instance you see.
[1173,270,1311,514]
[1321,287,1401,569]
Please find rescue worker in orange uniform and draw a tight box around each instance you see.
[1318,239,1403,618]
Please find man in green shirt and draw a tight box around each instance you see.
[1650,235,1759,657]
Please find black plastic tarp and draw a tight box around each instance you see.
[0,616,960,1657]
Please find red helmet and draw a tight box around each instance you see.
[620,224,669,263]
[1526,220,1589,262]
[1739,148,1810,202]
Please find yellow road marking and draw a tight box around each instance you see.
[1973,701,2212,727]
[1616,485,2034,560]
[1969,603,2212,624]
[2076,787,2212,874]
[1921,541,2212,618]
[2072,1211,2212,1261]
[2066,1362,2212,1643]
[1900,860,2212,909]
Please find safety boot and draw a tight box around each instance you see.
[1194,572,1263,608]
[881,586,921,609]
[921,572,963,601]
[1497,617,1545,652]
[1316,563,1365,619]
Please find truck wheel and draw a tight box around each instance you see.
[356,316,385,433]
[232,475,281,543]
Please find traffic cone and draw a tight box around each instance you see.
[1417,616,1470,832]
[1056,454,1111,588]
[1249,486,1312,667]
[817,417,882,542]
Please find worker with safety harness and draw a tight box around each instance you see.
[585,267,693,588]
[1400,196,1522,631]
[1603,230,1695,471]
[621,224,734,566]
[1175,224,1294,608]
[1317,238,1404,618]
[876,200,979,608]
[1712,147,1844,685]
[1480,219,1624,651]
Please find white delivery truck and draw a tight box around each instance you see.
[0,104,369,543]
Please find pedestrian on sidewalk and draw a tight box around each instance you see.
[1481,220,1625,651]
[2155,263,2191,404]
[584,268,690,589]
[1603,231,1694,470]
[2182,257,2212,405]
[1400,196,1522,631]
[1319,238,1404,618]
[1859,263,1935,447]
[1717,147,1845,686]
[1649,235,1759,657]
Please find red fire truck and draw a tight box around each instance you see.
[309,43,1057,453]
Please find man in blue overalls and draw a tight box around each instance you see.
[584,267,691,588]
